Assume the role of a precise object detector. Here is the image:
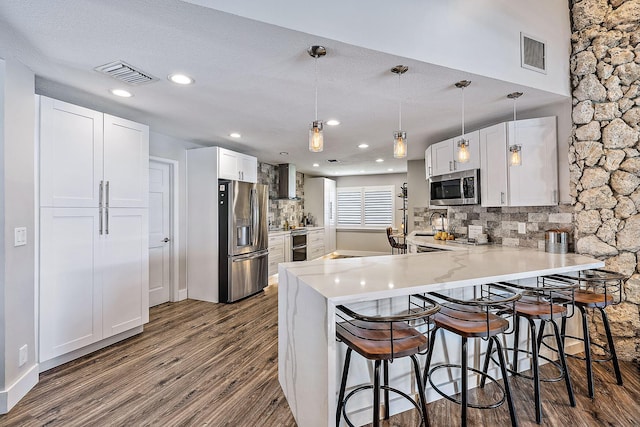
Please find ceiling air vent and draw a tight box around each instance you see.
[94,60,158,85]
[520,33,546,74]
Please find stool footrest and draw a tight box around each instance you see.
[427,364,506,410]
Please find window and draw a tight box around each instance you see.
[337,185,395,229]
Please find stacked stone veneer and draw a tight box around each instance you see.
[413,206,574,249]
[257,162,305,228]
[570,0,640,361]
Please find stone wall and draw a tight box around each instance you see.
[570,0,640,361]
[258,162,305,228]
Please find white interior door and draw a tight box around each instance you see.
[148,160,172,306]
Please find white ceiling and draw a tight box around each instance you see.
[0,0,567,176]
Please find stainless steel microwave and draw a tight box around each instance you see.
[429,169,480,206]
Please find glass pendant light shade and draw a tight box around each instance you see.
[509,145,522,166]
[393,131,407,158]
[309,120,324,152]
[457,139,470,163]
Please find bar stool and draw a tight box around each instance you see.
[481,279,577,424]
[542,269,624,398]
[418,284,521,427]
[335,295,440,427]
[386,227,407,254]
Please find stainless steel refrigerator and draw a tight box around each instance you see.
[218,180,269,302]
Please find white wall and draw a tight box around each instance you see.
[188,0,571,96]
[406,159,430,234]
[335,173,407,253]
[149,132,204,294]
[0,57,38,412]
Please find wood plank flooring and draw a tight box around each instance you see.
[1,282,638,426]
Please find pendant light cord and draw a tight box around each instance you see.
[461,86,465,138]
[314,56,318,121]
[398,72,402,130]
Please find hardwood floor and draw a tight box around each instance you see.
[1,283,638,426]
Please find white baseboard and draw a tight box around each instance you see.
[0,363,39,414]
[39,326,143,372]
[178,288,188,301]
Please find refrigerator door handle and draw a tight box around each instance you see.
[231,249,269,262]
[250,188,258,246]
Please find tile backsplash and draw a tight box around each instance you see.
[258,162,305,228]
[413,205,574,250]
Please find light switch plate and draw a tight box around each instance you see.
[14,227,27,247]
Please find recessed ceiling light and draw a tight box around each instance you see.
[376,158,384,163]
[312,163,319,167]
[279,152,289,156]
[326,119,340,126]
[168,73,195,85]
[110,88,133,98]
[229,132,241,138]
[358,143,369,149]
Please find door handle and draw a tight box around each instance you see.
[163,237,170,243]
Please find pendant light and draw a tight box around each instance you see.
[391,65,408,159]
[508,91,524,166]
[308,45,326,152]
[455,80,471,163]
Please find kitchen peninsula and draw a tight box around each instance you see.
[277,244,604,427]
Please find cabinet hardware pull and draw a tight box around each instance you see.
[553,190,557,204]
[501,192,505,205]
[99,208,103,235]
[99,181,104,208]
[453,160,457,171]
[449,161,452,171]
[105,207,109,235]
[428,166,432,176]
[105,181,110,207]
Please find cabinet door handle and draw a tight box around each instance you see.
[449,161,452,171]
[105,181,110,207]
[99,208,103,235]
[453,160,457,171]
[553,190,557,204]
[105,207,109,235]
[428,166,432,177]
[501,192,505,205]
[99,181,104,208]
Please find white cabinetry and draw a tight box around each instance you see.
[480,117,558,207]
[430,131,480,176]
[307,229,325,260]
[38,96,149,364]
[304,177,336,254]
[218,147,257,183]
[425,146,433,179]
[268,233,286,276]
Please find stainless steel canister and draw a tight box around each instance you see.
[545,230,569,253]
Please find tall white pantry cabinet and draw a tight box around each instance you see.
[38,96,149,365]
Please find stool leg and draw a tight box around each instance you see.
[536,319,545,351]
[551,318,576,407]
[383,360,390,420]
[512,314,521,372]
[461,336,468,427]
[423,327,439,386]
[373,360,381,427]
[493,336,519,427]
[411,354,431,427]
[479,336,494,388]
[336,347,352,426]
[528,319,542,424]
[579,306,595,398]
[599,307,623,386]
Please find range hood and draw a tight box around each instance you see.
[278,164,300,200]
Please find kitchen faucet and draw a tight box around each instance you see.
[429,211,447,233]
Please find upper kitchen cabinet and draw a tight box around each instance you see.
[425,145,433,179]
[430,130,480,177]
[304,177,337,254]
[39,96,149,208]
[218,147,257,183]
[480,117,558,207]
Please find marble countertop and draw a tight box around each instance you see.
[268,226,323,236]
[279,244,604,304]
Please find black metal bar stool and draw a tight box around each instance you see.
[418,284,521,427]
[335,295,440,427]
[542,269,624,398]
[386,227,407,254]
[481,279,577,424]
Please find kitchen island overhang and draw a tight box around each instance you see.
[278,246,604,427]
